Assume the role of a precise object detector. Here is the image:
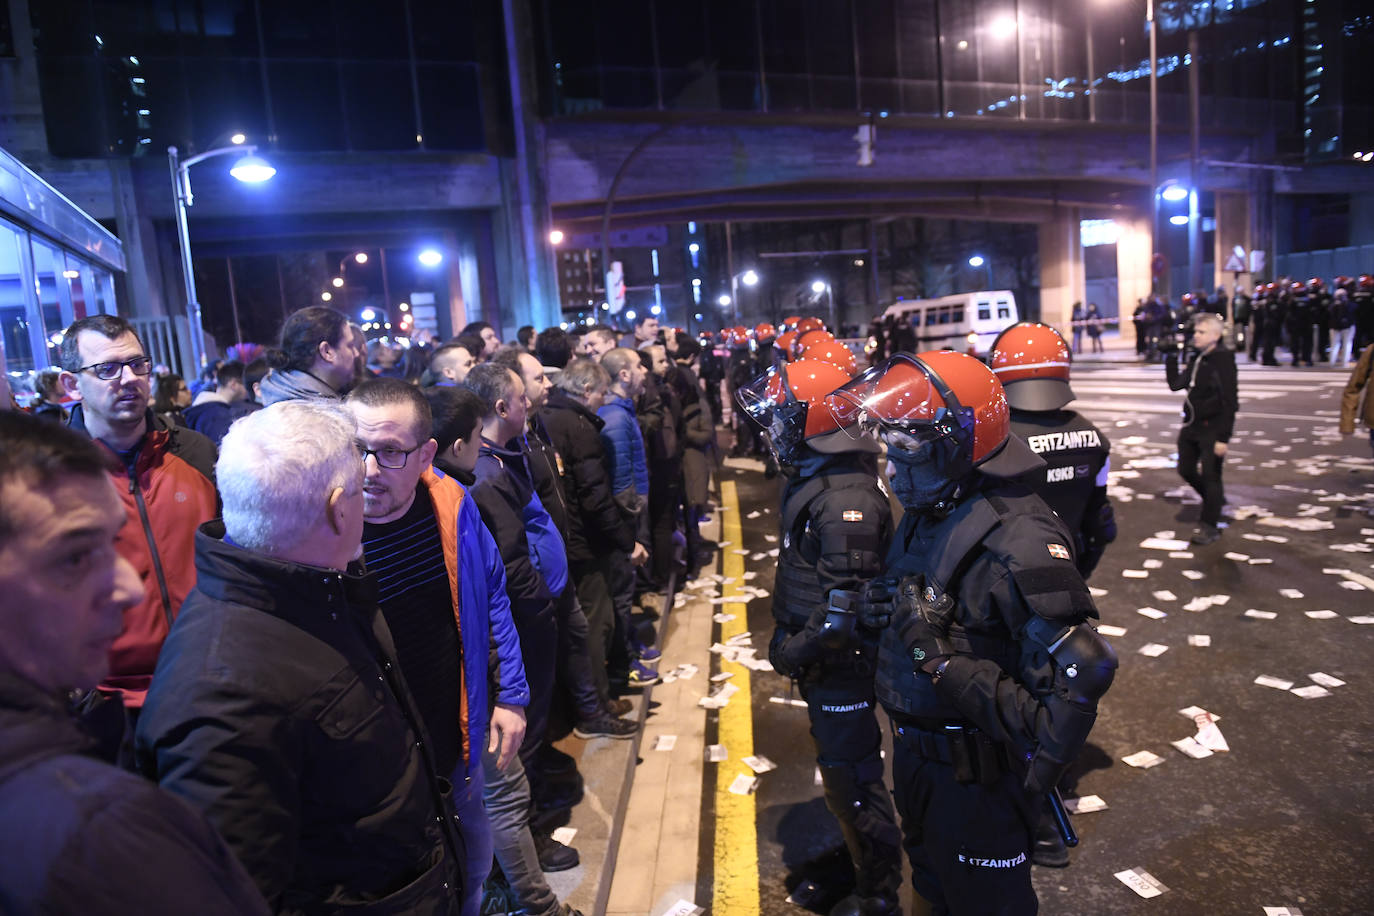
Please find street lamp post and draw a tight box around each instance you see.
[168,142,275,372]
[731,269,760,326]
[811,279,836,331]
[968,255,993,289]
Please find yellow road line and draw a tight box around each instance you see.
[712,479,760,916]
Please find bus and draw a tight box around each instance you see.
[879,290,1019,357]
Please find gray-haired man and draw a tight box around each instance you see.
[136,401,465,914]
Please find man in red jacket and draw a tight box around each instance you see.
[58,316,218,714]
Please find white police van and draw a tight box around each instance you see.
[881,290,1019,357]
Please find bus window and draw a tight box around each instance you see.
[925,310,938,326]
[997,306,1011,319]
[978,306,991,321]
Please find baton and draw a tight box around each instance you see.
[1049,787,1079,847]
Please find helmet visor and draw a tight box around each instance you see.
[826,354,975,447]
[735,366,807,461]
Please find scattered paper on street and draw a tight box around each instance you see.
[654,735,677,752]
[1122,750,1165,769]
[551,826,577,845]
[1244,609,1278,620]
[1187,634,1211,647]
[1097,624,1128,637]
[1304,610,1338,619]
[1064,794,1108,814]
[658,898,705,916]
[706,744,729,762]
[1122,569,1148,579]
[1254,675,1295,690]
[1137,607,1167,619]
[1171,737,1213,759]
[1152,590,1178,602]
[727,774,759,795]
[1114,867,1169,898]
[1308,672,1346,688]
[1138,643,1169,657]
[1279,588,1304,599]
[1290,684,1331,699]
[741,755,777,774]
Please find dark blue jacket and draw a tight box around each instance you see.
[598,395,649,498]
[471,437,555,619]
[0,672,269,914]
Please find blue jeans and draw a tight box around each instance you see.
[454,765,492,916]
[482,743,560,916]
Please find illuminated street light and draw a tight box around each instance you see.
[718,294,732,307]
[968,255,986,268]
[988,16,1017,40]
[331,276,345,288]
[811,280,827,294]
[321,291,332,301]
[418,248,443,267]
[228,154,276,183]
[353,252,368,264]
[741,270,760,287]
[399,302,410,312]
[689,243,700,254]
[1169,214,1190,226]
[1161,184,1189,202]
[230,133,246,145]
[361,308,378,322]
[169,140,276,369]
[549,229,565,246]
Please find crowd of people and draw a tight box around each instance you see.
[1134,274,1374,367]
[0,304,748,916]
[4,295,1371,916]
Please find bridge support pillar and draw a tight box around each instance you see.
[1038,209,1085,341]
[1115,214,1153,351]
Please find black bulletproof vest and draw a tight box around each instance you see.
[1010,409,1110,535]
[772,466,883,630]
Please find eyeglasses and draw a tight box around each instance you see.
[357,441,424,470]
[75,356,154,380]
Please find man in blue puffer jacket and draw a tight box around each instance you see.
[597,348,657,688]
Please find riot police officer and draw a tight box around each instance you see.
[988,323,1116,868]
[737,358,903,916]
[1287,280,1314,366]
[1309,277,1331,363]
[1261,282,1285,366]
[990,323,1116,578]
[829,351,1117,915]
[1354,274,1374,353]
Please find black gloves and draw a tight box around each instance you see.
[894,577,959,678]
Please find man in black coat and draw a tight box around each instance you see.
[1166,313,1239,546]
[0,412,269,915]
[136,401,465,915]
[538,358,637,715]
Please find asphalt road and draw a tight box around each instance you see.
[710,361,1373,916]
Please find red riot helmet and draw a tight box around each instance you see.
[1359,275,1374,292]
[794,316,827,337]
[1334,275,1352,291]
[1308,277,1325,292]
[1290,280,1307,296]
[799,338,858,376]
[1181,292,1197,308]
[726,326,751,347]
[736,358,861,466]
[775,330,798,360]
[781,315,802,332]
[827,351,1041,482]
[792,328,834,360]
[1253,284,1266,298]
[987,322,1075,411]
[1264,282,1278,294]
[754,322,777,342]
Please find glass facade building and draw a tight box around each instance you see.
[536,0,1371,160]
[29,0,507,158]
[0,148,122,377]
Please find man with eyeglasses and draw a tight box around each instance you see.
[57,315,217,739]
